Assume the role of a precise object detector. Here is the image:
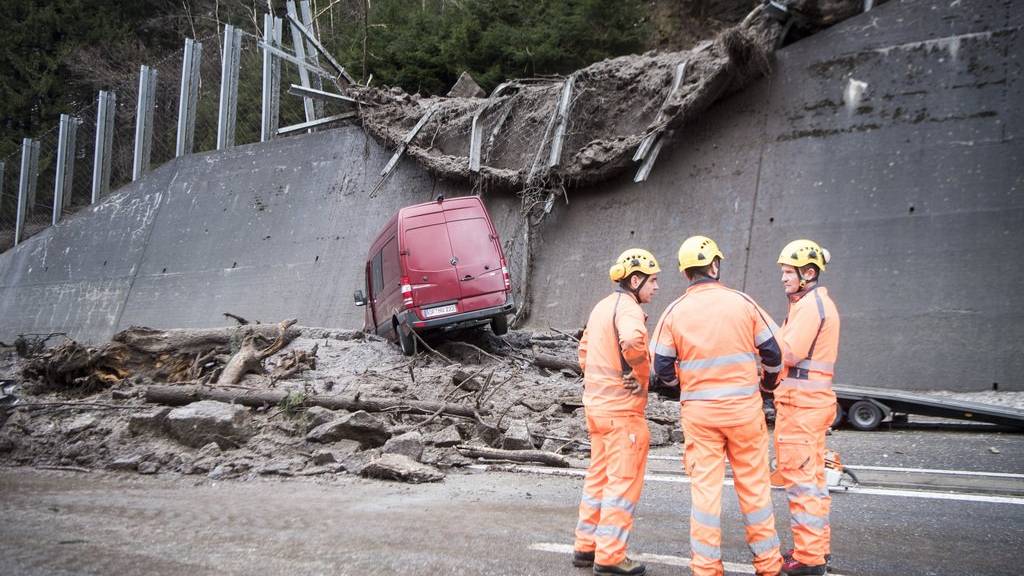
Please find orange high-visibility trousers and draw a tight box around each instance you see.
[683,417,782,576]
[574,412,650,566]
[774,402,836,566]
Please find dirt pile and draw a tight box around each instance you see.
[0,325,681,483]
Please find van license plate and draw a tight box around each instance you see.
[423,304,457,318]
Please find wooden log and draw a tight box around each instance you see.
[533,352,581,375]
[455,445,571,468]
[143,385,484,419]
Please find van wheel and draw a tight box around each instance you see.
[395,321,417,356]
[490,314,509,336]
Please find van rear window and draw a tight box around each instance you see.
[446,218,496,266]
[405,225,453,271]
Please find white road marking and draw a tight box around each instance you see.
[647,456,1024,480]
[471,464,1024,505]
[529,542,852,576]
[843,465,1024,479]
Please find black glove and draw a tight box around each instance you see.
[649,373,681,401]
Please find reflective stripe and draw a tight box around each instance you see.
[787,483,830,499]
[602,496,637,516]
[576,521,598,535]
[585,363,628,379]
[691,508,721,529]
[594,525,630,543]
[680,384,758,401]
[584,381,635,399]
[748,534,781,556]
[690,538,722,560]
[763,362,783,374]
[791,511,829,530]
[678,352,756,371]
[777,378,833,391]
[814,289,826,320]
[581,493,602,509]
[754,327,774,346]
[743,504,774,526]
[650,341,677,358]
[795,358,835,373]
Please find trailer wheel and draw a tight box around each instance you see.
[848,400,883,431]
[490,314,509,336]
[395,320,417,356]
[832,402,845,428]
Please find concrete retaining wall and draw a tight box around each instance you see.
[1,0,1020,391]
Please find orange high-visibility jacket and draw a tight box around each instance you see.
[578,289,650,415]
[651,280,782,427]
[775,286,840,408]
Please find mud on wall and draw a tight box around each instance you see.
[1,0,1021,391]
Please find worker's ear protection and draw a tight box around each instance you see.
[609,257,642,282]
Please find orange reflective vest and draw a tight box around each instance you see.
[578,289,650,416]
[774,285,840,408]
[651,280,783,427]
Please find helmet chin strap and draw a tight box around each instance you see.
[630,273,650,301]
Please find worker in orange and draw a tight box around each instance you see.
[573,249,661,576]
[650,236,784,576]
[770,240,840,576]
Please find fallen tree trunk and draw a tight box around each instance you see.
[533,353,581,375]
[144,385,484,419]
[456,445,571,468]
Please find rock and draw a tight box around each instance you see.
[208,463,234,480]
[521,398,553,412]
[989,447,1001,454]
[304,406,337,428]
[540,439,565,453]
[471,422,501,447]
[648,423,671,447]
[501,419,534,450]
[383,431,425,461]
[306,411,391,448]
[447,71,486,98]
[111,388,136,400]
[196,442,222,459]
[312,449,338,465]
[341,449,380,475]
[421,446,474,469]
[128,407,171,436]
[257,458,299,476]
[65,414,98,434]
[670,427,684,444]
[165,401,254,449]
[361,453,445,483]
[451,370,483,392]
[428,424,463,447]
[107,455,142,471]
[137,461,159,475]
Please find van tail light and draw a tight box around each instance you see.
[400,276,414,308]
[500,258,511,291]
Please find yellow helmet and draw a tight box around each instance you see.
[609,248,661,282]
[778,239,830,272]
[677,236,724,271]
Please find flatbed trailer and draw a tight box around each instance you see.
[832,385,1024,431]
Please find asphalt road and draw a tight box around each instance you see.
[1,428,1022,576]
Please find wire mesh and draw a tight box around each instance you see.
[149,48,186,168]
[0,150,23,252]
[66,104,99,215]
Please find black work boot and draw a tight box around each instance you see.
[572,550,595,567]
[593,557,647,576]
[782,549,832,568]
[781,558,827,575]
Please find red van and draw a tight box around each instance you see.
[354,196,514,354]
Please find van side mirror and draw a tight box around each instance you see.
[353,290,367,307]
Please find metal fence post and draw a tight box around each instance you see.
[133,65,158,181]
[53,114,80,225]
[261,15,283,142]
[287,0,316,126]
[92,90,116,203]
[217,25,243,150]
[15,138,40,246]
[299,0,325,118]
[176,38,203,157]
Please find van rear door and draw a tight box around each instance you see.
[446,214,505,302]
[403,212,460,309]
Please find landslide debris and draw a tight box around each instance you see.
[0,325,681,484]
